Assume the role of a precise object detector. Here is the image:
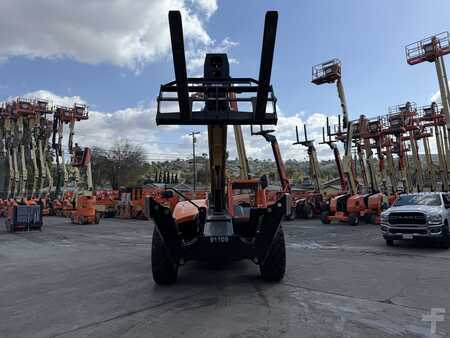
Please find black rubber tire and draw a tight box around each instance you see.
[386,239,394,246]
[302,204,314,219]
[320,211,331,224]
[363,212,373,224]
[151,227,178,285]
[5,219,11,232]
[285,211,296,221]
[439,224,449,250]
[295,204,305,218]
[260,227,286,282]
[348,213,359,226]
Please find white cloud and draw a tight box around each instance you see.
[430,81,450,104]
[192,0,218,18]
[0,0,228,72]
[186,37,239,71]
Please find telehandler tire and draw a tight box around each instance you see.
[348,213,359,226]
[151,227,178,285]
[302,204,314,219]
[320,211,331,224]
[260,227,286,282]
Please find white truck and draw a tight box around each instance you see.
[380,192,450,249]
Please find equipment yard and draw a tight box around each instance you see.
[2,3,450,337]
[1,217,449,337]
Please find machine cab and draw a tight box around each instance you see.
[227,178,268,218]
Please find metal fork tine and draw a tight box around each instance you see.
[168,11,190,121]
[255,11,278,122]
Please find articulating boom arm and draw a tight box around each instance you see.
[341,122,358,195]
[251,125,290,193]
[320,117,347,191]
[293,125,322,193]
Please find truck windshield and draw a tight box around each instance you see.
[394,194,442,207]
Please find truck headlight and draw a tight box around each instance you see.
[428,214,442,225]
[381,213,389,224]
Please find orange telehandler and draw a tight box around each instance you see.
[149,11,287,284]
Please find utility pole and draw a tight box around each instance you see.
[189,131,200,191]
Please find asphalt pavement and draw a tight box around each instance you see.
[1,216,449,337]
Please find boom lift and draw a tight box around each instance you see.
[36,106,54,199]
[366,117,388,193]
[1,103,16,199]
[355,141,369,188]
[406,32,450,190]
[30,100,49,198]
[11,99,34,199]
[292,125,325,218]
[52,104,88,216]
[1,99,44,231]
[69,146,99,225]
[386,103,419,193]
[0,106,5,202]
[53,106,72,197]
[294,125,321,194]
[352,116,387,222]
[250,125,294,219]
[320,117,347,192]
[149,11,286,284]
[320,121,369,225]
[418,102,447,191]
[312,58,349,129]
[391,103,424,192]
[3,102,21,198]
[381,135,400,195]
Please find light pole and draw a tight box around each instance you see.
[188,131,200,191]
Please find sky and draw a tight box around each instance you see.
[1,0,449,162]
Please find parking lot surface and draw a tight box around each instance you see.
[1,216,449,337]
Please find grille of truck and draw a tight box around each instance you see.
[388,212,427,225]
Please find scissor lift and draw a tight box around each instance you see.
[150,11,287,284]
[406,32,450,190]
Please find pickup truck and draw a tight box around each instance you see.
[380,192,450,249]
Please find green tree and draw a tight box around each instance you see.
[91,139,145,189]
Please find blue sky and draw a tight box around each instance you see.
[1,0,449,160]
